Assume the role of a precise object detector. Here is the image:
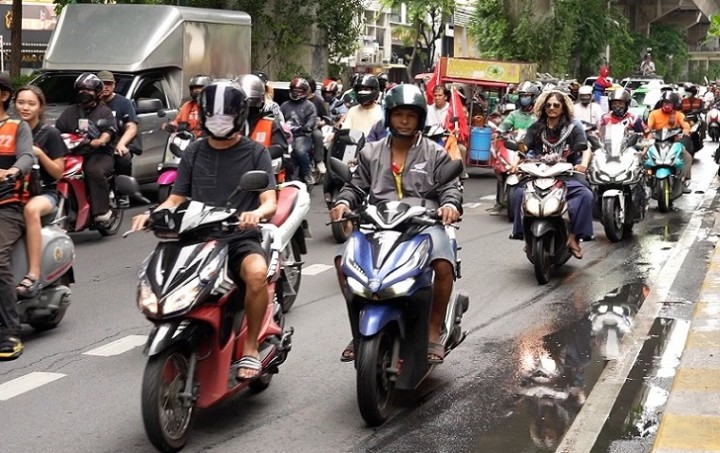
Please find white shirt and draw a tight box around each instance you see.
[341,104,384,136]
[704,90,716,105]
[574,102,604,127]
[426,103,450,127]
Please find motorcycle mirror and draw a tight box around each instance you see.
[157,109,167,118]
[115,175,151,204]
[238,171,271,192]
[329,157,352,183]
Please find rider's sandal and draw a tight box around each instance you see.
[236,355,262,381]
[427,342,446,364]
[16,275,40,299]
[568,243,583,260]
[340,340,355,362]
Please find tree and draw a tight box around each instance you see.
[10,0,22,78]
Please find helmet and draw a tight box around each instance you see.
[517,81,540,108]
[74,72,102,95]
[608,89,630,117]
[661,91,679,105]
[236,74,265,109]
[252,70,269,85]
[354,74,380,105]
[189,75,212,90]
[686,84,698,96]
[578,85,593,104]
[383,84,427,137]
[321,78,339,102]
[378,72,389,91]
[578,85,593,96]
[199,81,249,140]
[289,77,310,101]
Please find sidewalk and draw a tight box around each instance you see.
[653,240,720,452]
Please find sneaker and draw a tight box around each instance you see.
[94,210,113,225]
[0,336,23,361]
[488,206,507,216]
[303,173,316,186]
[117,195,130,209]
[509,233,524,240]
[486,204,503,213]
[316,161,326,174]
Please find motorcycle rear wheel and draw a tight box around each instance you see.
[532,236,552,285]
[280,238,302,313]
[506,185,516,223]
[657,179,671,213]
[142,345,196,453]
[357,329,395,427]
[601,198,624,243]
[98,197,123,236]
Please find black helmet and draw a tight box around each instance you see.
[686,84,698,96]
[74,72,103,95]
[378,72,389,91]
[289,77,310,101]
[354,74,380,105]
[661,91,679,105]
[608,89,630,117]
[236,74,266,109]
[189,75,212,101]
[383,84,427,137]
[252,70,269,85]
[199,82,249,140]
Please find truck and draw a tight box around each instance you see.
[31,4,252,183]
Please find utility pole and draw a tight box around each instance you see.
[10,0,22,78]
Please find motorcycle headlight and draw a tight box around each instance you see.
[137,278,158,316]
[381,277,416,297]
[543,196,561,215]
[162,277,202,315]
[346,276,371,298]
[524,195,541,217]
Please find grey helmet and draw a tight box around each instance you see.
[236,74,266,109]
[383,84,427,137]
[608,89,631,117]
[189,75,212,101]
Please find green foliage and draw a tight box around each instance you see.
[11,73,37,91]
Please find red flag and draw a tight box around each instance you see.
[425,63,442,104]
[445,86,469,144]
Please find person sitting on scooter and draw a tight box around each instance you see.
[681,84,705,151]
[131,82,277,380]
[341,74,384,136]
[330,84,462,364]
[321,78,347,123]
[55,73,117,226]
[598,89,646,136]
[167,75,212,138]
[14,86,68,300]
[236,74,289,160]
[646,91,693,193]
[509,90,594,259]
[307,78,329,177]
[0,74,35,360]
[280,77,318,186]
[574,85,603,128]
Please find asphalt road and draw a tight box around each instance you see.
[1,143,718,453]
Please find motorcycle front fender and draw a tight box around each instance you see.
[157,171,177,186]
[529,219,559,238]
[602,188,623,199]
[145,320,204,357]
[655,168,672,179]
[359,304,404,337]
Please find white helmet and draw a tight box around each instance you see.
[578,85,593,96]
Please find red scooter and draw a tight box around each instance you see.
[127,172,293,452]
[491,128,525,222]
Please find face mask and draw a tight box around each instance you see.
[580,97,591,106]
[519,97,532,108]
[77,91,95,106]
[190,92,200,102]
[204,114,236,138]
[662,105,673,114]
[611,107,625,117]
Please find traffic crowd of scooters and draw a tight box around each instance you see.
[3,69,718,452]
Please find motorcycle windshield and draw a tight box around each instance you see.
[603,124,626,158]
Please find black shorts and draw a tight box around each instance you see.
[227,229,265,279]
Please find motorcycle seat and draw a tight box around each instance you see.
[41,207,59,227]
[270,185,299,227]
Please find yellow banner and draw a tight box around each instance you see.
[445,58,536,84]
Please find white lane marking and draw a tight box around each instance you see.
[462,202,482,209]
[83,335,147,357]
[0,372,66,401]
[479,195,496,201]
[302,264,334,276]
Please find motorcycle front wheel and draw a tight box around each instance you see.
[142,345,196,453]
[657,178,672,213]
[532,235,552,285]
[97,196,123,237]
[601,197,624,243]
[356,329,395,427]
[506,185,517,223]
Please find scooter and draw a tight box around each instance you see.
[324,127,365,243]
[684,111,703,156]
[157,122,195,203]
[707,106,720,142]
[330,157,469,427]
[1,177,75,332]
[587,124,647,242]
[491,128,525,222]
[641,128,685,213]
[129,172,293,453]
[519,159,574,285]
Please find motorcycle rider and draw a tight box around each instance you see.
[281,77,317,186]
[251,70,284,121]
[321,78,347,123]
[377,72,389,103]
[426,85,450,128]
[598,89,646,135]
[330,84,462,364]
[509,90,594,259]
[14,86,68,300]
[55,73,117,226]
[681,84,705,151]
[646,91,693,193]
[166,75,212,138]
[236,74,289,159]
[342,74,384,135]
[0,74,35,360]
[131,82,277,380]
[574,85,604,127]
[307,78,329,176]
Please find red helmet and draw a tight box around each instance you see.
[289,77,310,101]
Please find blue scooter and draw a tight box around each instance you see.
[642,128,685,213]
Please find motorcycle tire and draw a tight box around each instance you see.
[356,329,395,427]
[141,344,196,453]
[332,219,355,244]
[657,179,672,213]
[532,236,552,285]
[506,185,516,223]
[280,238,302,313]
[158,185,172,205]
[601,198,624,243]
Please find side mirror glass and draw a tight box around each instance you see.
[238,171,270,191]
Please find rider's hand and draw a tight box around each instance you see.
[510,164,519,174]
[89,138,103,148]
[574,164,587,174]
[0,168,18,181]
[115,144,129,157]
[437,205,460,225]
[131,212,151,232]
[330,203,351,222]
[238,210,262,230]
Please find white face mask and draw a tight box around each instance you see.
[204,114,236,138]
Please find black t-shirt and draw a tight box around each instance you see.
[33,124,68,191]
[55,103,116,155]
[105,94,139,128]
[172,137,276,211]
[524,119,588,164]
[309,95,328,118]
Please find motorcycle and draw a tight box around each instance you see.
[589,288,640,360]
[269,180,311,313]
[641,128,685,213]
[56,120,147,236]
[684,111,704,156]
[329,157,469,426]
[324,127,365,243]
[157,122,195,204]
[1,177,75,331]
[491,128,525,222]
[518,158,574,285]
[587,124,647,242]
[707,106,720,143]
[128,172,293,452]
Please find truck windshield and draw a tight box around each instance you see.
[33,73,133,104]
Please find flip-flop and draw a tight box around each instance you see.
[236,355,262,381]
[427,341,446,364]
[340,340,355,362]
[16,275,40,299]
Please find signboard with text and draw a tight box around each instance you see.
[444,57,536,84]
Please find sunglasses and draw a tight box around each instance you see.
[545,102,562,109]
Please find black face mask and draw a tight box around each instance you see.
[77,91,95,106]
[190,91,200,102]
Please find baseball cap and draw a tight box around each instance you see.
[0,74,11,92]
[97,70,115,83]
